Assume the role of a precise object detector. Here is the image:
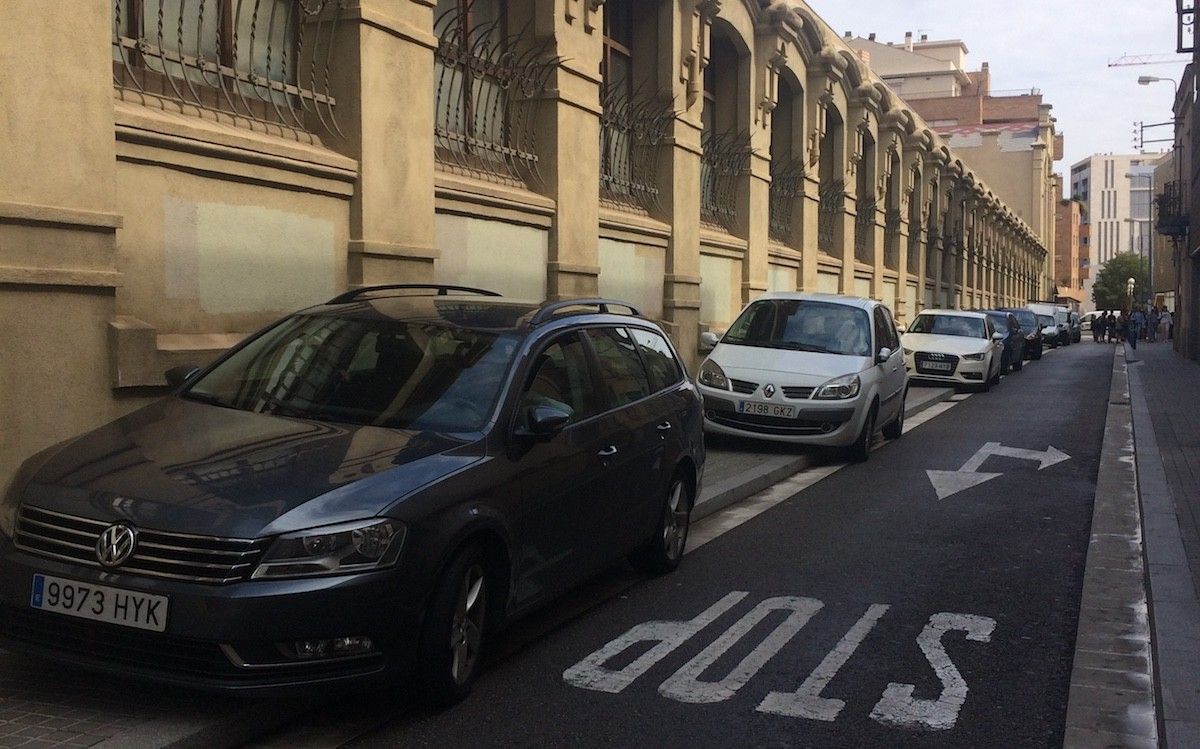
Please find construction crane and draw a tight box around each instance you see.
[1108,53,1190,67]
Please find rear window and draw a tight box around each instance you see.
[630,328,684,392]
[723,299,872,357]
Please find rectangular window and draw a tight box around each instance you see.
[631,328,684,392]
[586,327,651,409]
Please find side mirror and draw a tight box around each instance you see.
[517,405,571,441]
[699,331,720,353]
[991,331,1005,342]
[165,364,201,388]
[896,324,906,334]
[876,347,892,364]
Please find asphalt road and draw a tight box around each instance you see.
[330,342,1113,748]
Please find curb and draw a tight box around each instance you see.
[692,386,955,523]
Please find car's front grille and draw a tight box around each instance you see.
[914,351,960,376]
[782,386,815,399]
[14,506,269,585]
[730,379,758,395]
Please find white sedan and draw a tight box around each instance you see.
[901,310,1005,391]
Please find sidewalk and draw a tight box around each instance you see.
[1126,342,1200,746]
[0,386,955,749]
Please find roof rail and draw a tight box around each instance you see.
[529,298,642,326]
[327,284,502,304]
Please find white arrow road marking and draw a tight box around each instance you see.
[925,470,1003,500]
[928,442,1071,499]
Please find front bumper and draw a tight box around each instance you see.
[903,353,989,386]
[0,536,426,692]
[698,389,865,446]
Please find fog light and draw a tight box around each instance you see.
[292,636,374,659]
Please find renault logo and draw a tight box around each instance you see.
[763,384,776,398]
[96,524,138,567]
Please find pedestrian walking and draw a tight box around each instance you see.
[1106,312,1117,343]
[1164,308,1174,340]
[1094,313,1107,343]
[1116,311,1127,343]
[1128,307,1145,351]
[1147,307,1159,343]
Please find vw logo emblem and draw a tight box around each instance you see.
[96,523,138,567]
[763,384,776,398]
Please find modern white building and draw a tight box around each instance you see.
[1069,154,1161,310]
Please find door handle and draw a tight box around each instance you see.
[597,445,618,458]
[656,422,673,432]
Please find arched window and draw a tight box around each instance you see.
[854,130,877,265]
[817,108,844,253]
[700,23,750,232]
[769,75,805,243]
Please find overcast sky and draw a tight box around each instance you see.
[816,0,1185,185]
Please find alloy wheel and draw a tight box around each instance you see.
[662,480,690,562]
[449,564,486,685]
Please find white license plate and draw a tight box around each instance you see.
[922,361,953,372]
[31,574,168,632]
[737,402,797,418]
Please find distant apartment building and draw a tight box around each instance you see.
[1069,154,1161,310]
[1054,186,1085,309]
[845,32,1061,302]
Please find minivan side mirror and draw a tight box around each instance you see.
[699,331,720,353]
[165,364,201,388]
[517,405,571,441]
[876,347,892,364]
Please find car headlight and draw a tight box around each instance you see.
[814,373,861,400]
[252,518,404,579]
[698,359,730,390]
[962,353,986,361]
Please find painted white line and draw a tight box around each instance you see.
[757,603,891,721]
[687,395,969,554]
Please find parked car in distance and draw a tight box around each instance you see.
[1037,313,1061,347]
[1028,302,1071,347]
[901,309,1005,391]
[1067,312,1082,343]
[697,293,908,462]
[1000,307,1043,360]
[0,286,705,704]
[979,310,1024,373]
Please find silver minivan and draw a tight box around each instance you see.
[695,293,908,462]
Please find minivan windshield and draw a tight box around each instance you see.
[907,314,986,339]
[1038,314,1054,328]
[722,300,872,356]
[183,315,521,431]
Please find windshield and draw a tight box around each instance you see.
[1055,311,1069,325]
[1009,310,1036,329]
[722,299,872,356]
[1038,315,1054,327]
[907,314,986,339]
[183,315,521,431]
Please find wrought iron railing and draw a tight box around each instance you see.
[599,83,675,212]
[907,206,922,274]
[700,133,752,232]
[854,197,877,264]
[925,212,940,277]
[434,0,559,185]
[817,180,845,253]
[884,207,902,271]
[1155,181,1190,239]
[768,159,805,242]
[111,0,343,141]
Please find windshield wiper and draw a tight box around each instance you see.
[778,342,838,354]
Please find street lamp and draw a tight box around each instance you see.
[1127,277,1136,311]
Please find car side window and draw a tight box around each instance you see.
[630,328,683,392]
[872,308,892,354]
[585,327,651,409]
[521,333,598,425]
[881,307,901,350]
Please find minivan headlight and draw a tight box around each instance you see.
[814,373,861,400]
[252,519,404,579]
[698,359,730,390]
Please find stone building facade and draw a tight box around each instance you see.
[0,0,1049,479]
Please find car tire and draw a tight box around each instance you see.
[631,473,692,575]
[848,406,877,463]
[882,390,906,440]
[416,544,489,708]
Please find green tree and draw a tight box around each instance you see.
[1091,252,1150,311]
